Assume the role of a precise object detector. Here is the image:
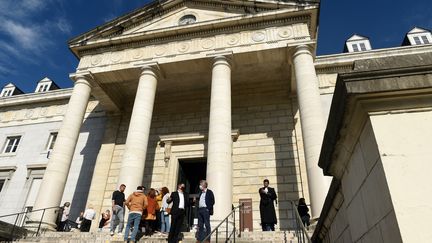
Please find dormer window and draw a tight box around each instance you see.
[344,34,372,53]
[403,27,432,46]
[34,77,59,93]
[351,42,367,52]
[1,89,14,97]
[413,35,430,45]
[0,83,23,97]
[36,83,51,93]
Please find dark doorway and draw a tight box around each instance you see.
[177,158,207,231]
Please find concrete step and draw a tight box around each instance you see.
[19,231,300,243]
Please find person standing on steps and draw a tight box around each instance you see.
[160,187,171,234]
[80,205,96,232]
[167,183,189,243]
[297,198,310,228]
[110,184,126,236]
[57,202,71,231]
[124,186,148,243]
[195,180,215,243]
[259,179,278,231]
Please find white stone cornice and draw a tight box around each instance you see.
[73,9,314,57]
[0,89,73,108]
[315,44,432,67]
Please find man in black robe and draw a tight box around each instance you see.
[259,179,277,231]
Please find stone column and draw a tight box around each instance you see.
[31,74,92,228]
[117,65,158,196]
[292,45,331,217]
[206,56,233,221]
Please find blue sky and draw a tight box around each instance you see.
[0,0,431,92]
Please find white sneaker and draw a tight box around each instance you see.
[110,231,114,236]
[117,232,123,237]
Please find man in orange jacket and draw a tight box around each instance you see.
[124,186,148,242]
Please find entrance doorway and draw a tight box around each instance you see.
[177,158,207,231]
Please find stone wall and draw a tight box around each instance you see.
[320,121,401,243]
[370,110,432,242]
[100,78,309,231]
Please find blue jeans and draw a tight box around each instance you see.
[124,213,141,241]
[110,205,124,233]
[197,208,211,241]
[160,211,170,233]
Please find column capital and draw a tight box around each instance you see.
[212,55,233,68]
[139,63,161,79]
[69,71,93,87]
[292,44,315,59]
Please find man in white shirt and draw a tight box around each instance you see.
[167,183,189,243]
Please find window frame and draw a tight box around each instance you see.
[3,136,22,154]
[36,83,50,93]
[46,132,58,151]
[1,88,13,97]
[0,166,17,201]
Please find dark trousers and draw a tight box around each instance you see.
[261,223,275,231]
[80,219,92,232]
[168,210,185,243]
[57,220,67,231]
[197,208,211,241]
[144,220,156,236]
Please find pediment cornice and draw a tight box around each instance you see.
[69,0,318,58]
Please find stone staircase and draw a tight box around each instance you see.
[18,231,302,243]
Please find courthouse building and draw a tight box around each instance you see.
[0,0,431,234]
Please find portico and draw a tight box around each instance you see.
[30,0,329,230]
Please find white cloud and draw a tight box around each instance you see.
[1,20,47,51]
[55,18,72,34]
[0,0,70,57]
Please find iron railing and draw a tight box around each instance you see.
[289,200,312,243]
[0,206,61,241]
[201,204,244,243]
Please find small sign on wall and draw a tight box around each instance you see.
[239,198,253,232]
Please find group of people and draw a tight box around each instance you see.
[110,180,215,243]
[56,203,97,232]
[56,178,310,243]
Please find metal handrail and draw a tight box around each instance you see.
[201,204,243,243]
[289,200,312,243]
[0,206,62,241]
[0,206,60,218]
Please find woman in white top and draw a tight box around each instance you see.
[160,187,172,233]
[80,205,96,232]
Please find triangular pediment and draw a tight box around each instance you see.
[407,27,431,34]
[346,34,369,42]
[69,0,320,57]
[122,6,244,35]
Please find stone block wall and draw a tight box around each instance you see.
[100,79,309,231]
[321,120,402,243]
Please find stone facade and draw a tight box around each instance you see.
[1,0,431,239]
[0,90,106,222]
[88,78,310,230]
[313,52,432,242]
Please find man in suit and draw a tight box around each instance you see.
[259,179,277,231]
[167,183,189,243]
[195,180,215,243]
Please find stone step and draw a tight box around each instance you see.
[19,231,300,243]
